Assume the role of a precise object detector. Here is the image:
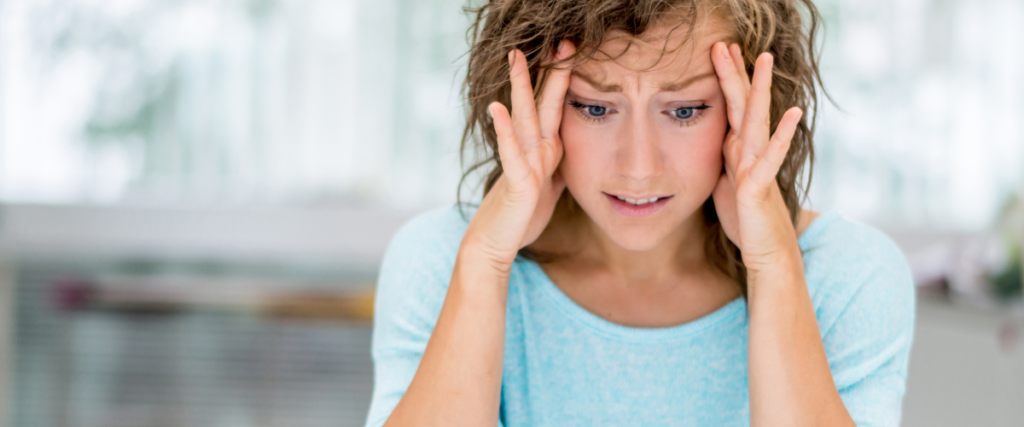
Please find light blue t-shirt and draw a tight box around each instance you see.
[364,206,916,427]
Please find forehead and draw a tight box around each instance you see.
[576,20,731,84]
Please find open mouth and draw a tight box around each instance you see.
[603,192,672,218]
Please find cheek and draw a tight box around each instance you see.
[558,111,613,185]
[663,110,729,182]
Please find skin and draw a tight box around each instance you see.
[530,24,744,327]
[384,19,854,427]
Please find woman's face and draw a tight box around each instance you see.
[559,24,731,251]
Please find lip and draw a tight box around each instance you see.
[604,192,672,218]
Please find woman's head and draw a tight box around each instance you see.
[460,0,823,294]
[558,23,731,253]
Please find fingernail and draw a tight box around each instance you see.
[721,43,730,59]
[509,50,515,65]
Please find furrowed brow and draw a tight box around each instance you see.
[660,72,717,92]
[571,71,622,93]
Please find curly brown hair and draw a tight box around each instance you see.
[458,0,825,298]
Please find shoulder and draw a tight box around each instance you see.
[376,204,478,295]
[798,211,916,334]
[799,211,905,263]
[372,204,476,349]
[799,210,913,287]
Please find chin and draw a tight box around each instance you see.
[590,213,680,252]
[571,188,706,253]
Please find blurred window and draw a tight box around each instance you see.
[0,0,469,208]
[0,0,1021,229]
[812,0,1024,230]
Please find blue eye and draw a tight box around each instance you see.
[666,105,711,126]
[568,100,613,122]
[672,107,695,119]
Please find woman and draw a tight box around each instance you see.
[365,0,915,426]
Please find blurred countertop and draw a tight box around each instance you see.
[0,202,424,271]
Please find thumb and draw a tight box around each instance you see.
[712,172,739,243]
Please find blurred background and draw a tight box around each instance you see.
[0,0,1021,426]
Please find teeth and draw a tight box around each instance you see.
[614,195,660,205]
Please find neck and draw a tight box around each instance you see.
[585,209,708,287]
[531,199,712,289]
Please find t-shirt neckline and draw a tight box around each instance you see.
[517,209,842,343]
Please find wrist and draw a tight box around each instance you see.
[456,236,517,283]
[745,249,805,299]
[746,250,802,278]
[742,235,801,268]
[736,182,801,264]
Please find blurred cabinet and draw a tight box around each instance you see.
[9,261,377,427]
[0,203,416,427]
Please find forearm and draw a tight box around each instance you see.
[746,248,855,427]
[384,248,508,427]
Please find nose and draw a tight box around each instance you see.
[617,114,663,182]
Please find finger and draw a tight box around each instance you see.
[712,170,737,217]
[728,43,749,91]
[728,43,752,134]
[508,49,541,148]
[722,131,743,178]
[741,52,774,154]
[711,42,748,133]
[711,171,739,243]
[489,102,528,181]
[537,40,576,140]
[752,107,802,185]
[538,169,567,212]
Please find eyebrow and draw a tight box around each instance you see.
[571,70,717,93]
[571,71,622,93]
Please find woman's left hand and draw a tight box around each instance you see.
[710,41,804,271]
[713,43,857,427]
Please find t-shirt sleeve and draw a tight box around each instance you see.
[362,207,506,427]
[808,223,917,427]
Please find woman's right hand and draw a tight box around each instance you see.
[462,40,576,273]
